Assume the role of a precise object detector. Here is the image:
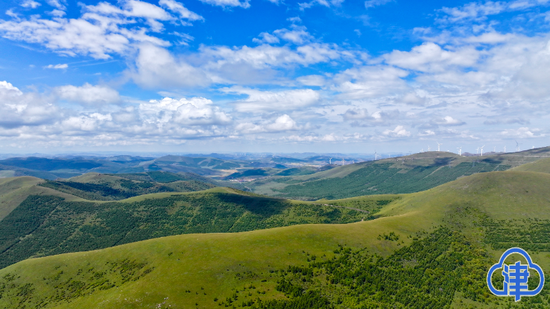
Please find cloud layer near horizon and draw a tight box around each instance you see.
[0,0,549,152]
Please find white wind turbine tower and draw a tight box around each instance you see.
[457,147,462,156]
[516,140,520,151]
[428,145,431,151]
[374,151,378,160]
[503,146,506,153]
[480,145,485,156]
[476,147,480,155]
[329,158,332,165]
[437,142,442,152]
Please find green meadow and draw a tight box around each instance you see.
[2,168,550,308]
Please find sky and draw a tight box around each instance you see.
[0,0,549,154]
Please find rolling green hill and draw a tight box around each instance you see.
[511,157,550,174]
[2,170,550,308]
[0,185,396,269]
[0,177,83,221]
[39,172,216,201]
[250,147,550,200]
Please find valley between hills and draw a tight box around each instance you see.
[1,149,550,308]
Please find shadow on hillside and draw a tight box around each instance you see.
[215,193,288,217]
[432,157,455,166]
[481,157,503,164]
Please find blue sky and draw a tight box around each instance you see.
[0,0,549,154]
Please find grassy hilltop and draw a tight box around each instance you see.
[0,180,396,269]
[2,167,550,308]
[249,147,550,200]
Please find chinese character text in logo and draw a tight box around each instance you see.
[487,247,545,301]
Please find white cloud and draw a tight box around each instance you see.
[273,27,312,44]
[55,83,121,105]
[500,127,544,138]
[21,0,40,9]
[224,87,321,113]
[47,0,66,10]
[131,44,210,88]
[383,125,411,137]
[0,1,175,59]
[297,75,325,86]
[159,0,204,23]
[140,97,231,126]
[0,81,60,128]
[364,0,393,9]
[45,64,68,69]
[439,0,550,23]
[434,116,465,126]
[385,42,479,73]
[266,114,299,131]
[440,1,506,22]
[236,114,300,133]
[299,0,344,10]
[199,0,251,9]
[253,32,280,44]
[333,66,409,99]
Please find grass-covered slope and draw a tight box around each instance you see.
[2,170,550,308]
[0,187,397,269]
[0,177,82,221]
[39,172,216,201]
[252,148,550,200]
[511,157,550,174]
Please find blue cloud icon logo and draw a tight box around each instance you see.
[487,247,545,301]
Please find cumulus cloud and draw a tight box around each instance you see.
[45,64,68,69]
[440,1,505,22]
[500,127,544,138]
[297,75,325,86]
[364,0,393,9]
[236,114,300,133]
[383,125,411,137]
[253,32,280,44]
[47,0,66,10]
[385,42,478,73]
[159,0,204,23]
[333,66,409,99]
[0,0,205,59]
[299,0,344,10]
[140,97,231,126]
[0,81,60,128]
[273,27,312,44]
[55,83,121,105]
[224,87,321,113]
[199,0,250,8]
[131,44,211,88]
[21,0,40,9]
[434,116,465,126]
[266,114,300,131]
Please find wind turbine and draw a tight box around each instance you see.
[503,146,506,153]
[329,157,332,164]
[515,140,520,151]
[457,147,462,156]
[476,147,479,155]
[428,145,431,151]
[374,151,378,160]
[437,142,442,152]
[480,145,485,156]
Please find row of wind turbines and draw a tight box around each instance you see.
[422,141,524,157]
